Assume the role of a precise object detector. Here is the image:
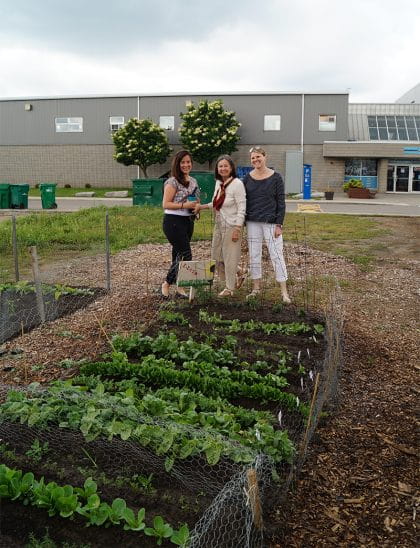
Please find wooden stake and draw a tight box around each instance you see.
[188,286,195,302]
[29,246,45,323]
[299,372,320,461]
[246,468,263,530]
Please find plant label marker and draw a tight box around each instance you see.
[177,260,216,302]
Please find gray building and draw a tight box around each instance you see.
[0,91,419,193]
[396,83,420,104]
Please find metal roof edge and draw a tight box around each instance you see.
[324,140,420,144]
[0,91,350,102]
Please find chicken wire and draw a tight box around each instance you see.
[0,285,343,547]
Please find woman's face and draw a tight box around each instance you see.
[217,159,232,180]
[180,155,192,175]
[250,152,266,169]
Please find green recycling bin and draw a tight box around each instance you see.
[10,184,29,209]
[39,183,57,209]
[132,178,163,206]
[190,171,215,202]
[0,183,11,209]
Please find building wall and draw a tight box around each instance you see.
[323,141,420,158]
[0,145,138,187]
[0,142,342,191]
[0,93,349,146]
[377,158,389,192]
[0,97,138,146]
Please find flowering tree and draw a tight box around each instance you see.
[180,100,241,168]
[112,118,171,177]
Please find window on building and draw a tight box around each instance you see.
[264,115,281,131]
[319,114,336,131]
[55,117,83,133]
[110,116,124,132]
[345,158,377,177]
[159,115,175,130]
[367,115,419,141]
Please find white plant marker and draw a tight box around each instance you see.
[297,350,301,363]
[300,377,304,391]
[277,410,282,427]
[255,428,261,441]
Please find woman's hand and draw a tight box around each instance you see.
[184,200,198,209]
[232,227,241,242]
[274,225,282,238]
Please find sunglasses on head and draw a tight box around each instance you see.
[249,146,265,153]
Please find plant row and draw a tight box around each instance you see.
[0,464,189,546]
[198,310,325,336]
[80,353,306,413]
[0,280,94,299]
[0,385,282,469]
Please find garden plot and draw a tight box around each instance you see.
[0,282,105,344]
[0,297,341,547]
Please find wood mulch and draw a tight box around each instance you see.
[0,221,418,547]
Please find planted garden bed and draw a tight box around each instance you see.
[0,297,340,547]
[0,282,105,344]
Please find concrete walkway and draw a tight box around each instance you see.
[0,192,419,218]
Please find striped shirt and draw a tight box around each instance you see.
[243,172,285,225]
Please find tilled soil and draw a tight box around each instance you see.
[0,223,418,547]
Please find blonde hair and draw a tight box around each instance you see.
[249,146,266,156]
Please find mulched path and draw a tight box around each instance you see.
[0,227,418,547]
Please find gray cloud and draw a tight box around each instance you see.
[0,0,419,101]
[0,0,257,56]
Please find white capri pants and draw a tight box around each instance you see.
[247,221,288,282]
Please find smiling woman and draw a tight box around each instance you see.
[161,150,200,298]
[243,146,291,304]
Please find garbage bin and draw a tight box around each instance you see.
[10,184,29,209]
[0,183,11,209]
[39,183,57,209]
[132,179,163,206]
[190,171,215,202]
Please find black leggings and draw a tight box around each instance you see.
[163,214,194,285]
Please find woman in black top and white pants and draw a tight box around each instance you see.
[243,146,291,303]
[161,150,199,298]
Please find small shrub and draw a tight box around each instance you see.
[85,183,92,189]
[64,184,72,188]
[343,178,364,192]
[34,184,39,189]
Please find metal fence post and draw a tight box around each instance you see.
[12,215,19,282]
[29,245,45,323]
[105,212,111,291]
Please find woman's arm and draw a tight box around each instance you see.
[233,179,247,227]
[274,173,285,226]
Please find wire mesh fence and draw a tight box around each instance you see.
[0,283,343,546]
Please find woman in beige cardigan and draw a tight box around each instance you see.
[197,155,246,297]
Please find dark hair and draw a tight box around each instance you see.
[171,150,193,187]
[214,155,237,181]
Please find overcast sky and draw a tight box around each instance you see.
[1,0,419,103]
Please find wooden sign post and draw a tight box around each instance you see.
[177,260,216,302]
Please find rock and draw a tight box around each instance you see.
[0,347,7,357]
[10,348,24,355]
[75,192,96,197]
[104,191,129,198]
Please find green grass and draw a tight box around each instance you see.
[29,187,133,198]
[0,207,390,283]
